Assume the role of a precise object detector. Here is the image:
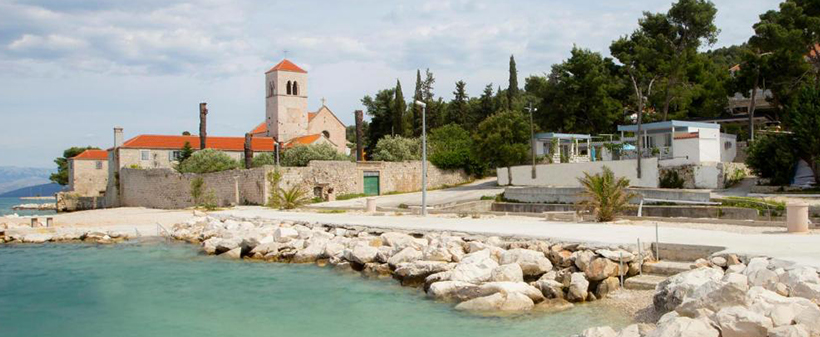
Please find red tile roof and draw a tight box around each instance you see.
[72,149,108,160]
[250,122,267,135]
[121,135,275,152]
[674,132,700,140]
[266,59,307,74]
[308,112,317,121]
[284,134,321,148]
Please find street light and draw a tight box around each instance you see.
[525,103,537,179]
[414,100,428,216]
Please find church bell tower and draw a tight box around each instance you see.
[265,59,308,142]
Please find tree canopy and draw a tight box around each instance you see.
[50,146,101,185]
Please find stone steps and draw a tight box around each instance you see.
[641,260,693,276]
[624,274,667,290]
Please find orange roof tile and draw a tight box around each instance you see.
[72,149,108,160]
[674,132,699,140]
[308,112,317,121]
[121,135,275,152]
[266,59,307,74]
[250,122,267,135]
[284,134,322,148]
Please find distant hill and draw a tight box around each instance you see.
[0,166,55,194]
[0,183,64,198]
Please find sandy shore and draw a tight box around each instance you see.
[1,207,196,236]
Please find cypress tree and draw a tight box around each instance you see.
[508,55,519,108]
[393,79,407,137]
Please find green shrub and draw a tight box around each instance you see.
[177,149,240,173]
[577,166,635,222]
[202,191,218,210]
[724,168,746,188]
[371,135,420,161]
[337,193,367,200]
[281,143,349,167]
[190,177,205,206]
[279,185,310,209]
[745,134,797,186]
[266,169,282,208]
[718,197,785,216]
[428,124,486,175]
[660,171,685,189]
[252,153,277,167]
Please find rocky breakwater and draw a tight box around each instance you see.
[575,255,820,337]
[170,215,653,314]
[0,223,129,244]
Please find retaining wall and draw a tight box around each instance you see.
[496,158,659,188]
[502,186,712,204]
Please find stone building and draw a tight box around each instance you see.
[251,59,348,154]
[67,149,109,196]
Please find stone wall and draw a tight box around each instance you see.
[503,186,712,204]
[56,192,106,212]
[117,161,470,209]
[659,162,750,189]
[68,159,108,196]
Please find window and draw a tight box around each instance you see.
[170,150,182,161]
[292,81,299,95]
[140,150,150,161]
[286,81,292,95]
[322,130,330,139]
[95,161,103,170]
[268,81,275,97]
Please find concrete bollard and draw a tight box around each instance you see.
[786,201,809,233]
[365,198,377,213]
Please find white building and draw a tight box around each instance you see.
[616,120,736,166]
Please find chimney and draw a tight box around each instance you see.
[199,102,208,149]
[114,127,123,148]
[355,110,364,161]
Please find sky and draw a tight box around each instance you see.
[0,0,781,168]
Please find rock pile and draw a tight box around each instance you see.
[0,225,128,244]
[576,256,820,337]
[170,215,653,313]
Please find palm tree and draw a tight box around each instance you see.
[279,186,309,210]
[577,166,635,222]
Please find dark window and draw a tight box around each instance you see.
[322,130,330,139]
[268,81,274,97]
[286,81,292,95]
[292,81,299,96]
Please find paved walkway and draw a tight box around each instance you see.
[311,177,504,209]
[216,207,820,268]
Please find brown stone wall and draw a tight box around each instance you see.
[68,159,108,196]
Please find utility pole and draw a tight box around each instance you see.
[525,103,537,179]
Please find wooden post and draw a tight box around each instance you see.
[199,102,208,149]
[355,110,364,161]
[244,133,253,169]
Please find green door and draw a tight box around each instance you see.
[363,172,380,196]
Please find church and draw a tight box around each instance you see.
[250,59,348,154]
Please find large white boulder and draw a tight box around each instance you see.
[597,249,635,263]
[478,282,545,303]
[646,316,719,337]
[273,227,299,243]
[534,279,565,299]
[387,247,423,268]
[292,238,328,263]
[567,272,589,302]
[573,250,596,271]
[499,248,553,276]
[450,249,499,284]
[394,261,456,279]
[790,282,820,302]
[427,281,477,301]
[381,232,426,251]
[767,325,810,337]
[344,244,379,265]
[780,267,819,289]
[454,292,534,312]
[715,306,773,337]
[585,257,621,281]
[746,286,820,333]
[489,264,524,282]
[580,326,617,337]
[422,245,453,262]
[654,267,724,313]
[675,275,749,317]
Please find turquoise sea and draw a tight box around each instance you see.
[0,241,630,337]
[0,196,56,217]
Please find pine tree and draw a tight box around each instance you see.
[179,141,194,162]
[476,84,495,124]
[393,79,408,137]
[451,80,469,126]
[507,55,519,108]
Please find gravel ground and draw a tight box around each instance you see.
[600,289,659,324]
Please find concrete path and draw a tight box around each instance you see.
[711,177,756,198]
[216,207,820,268]
[311,177,504,209]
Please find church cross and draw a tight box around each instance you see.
[321,97,327,106]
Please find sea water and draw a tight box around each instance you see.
[0,241,630,337]
[0,196,56,216]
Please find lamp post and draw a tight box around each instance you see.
[414,100,428,216]
[525,103,537,179]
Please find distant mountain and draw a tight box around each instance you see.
[0,183,64,198]
[0,166,56,194]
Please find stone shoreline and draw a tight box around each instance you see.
[169,214,655,315]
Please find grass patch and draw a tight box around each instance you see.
[480,194,499,201]
[337,193,368,200]
[717,196,786,216]
[318,209,346,214]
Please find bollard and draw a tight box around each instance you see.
[46,217,53,227]
[365,198,377,213]
[786,201,809,233]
